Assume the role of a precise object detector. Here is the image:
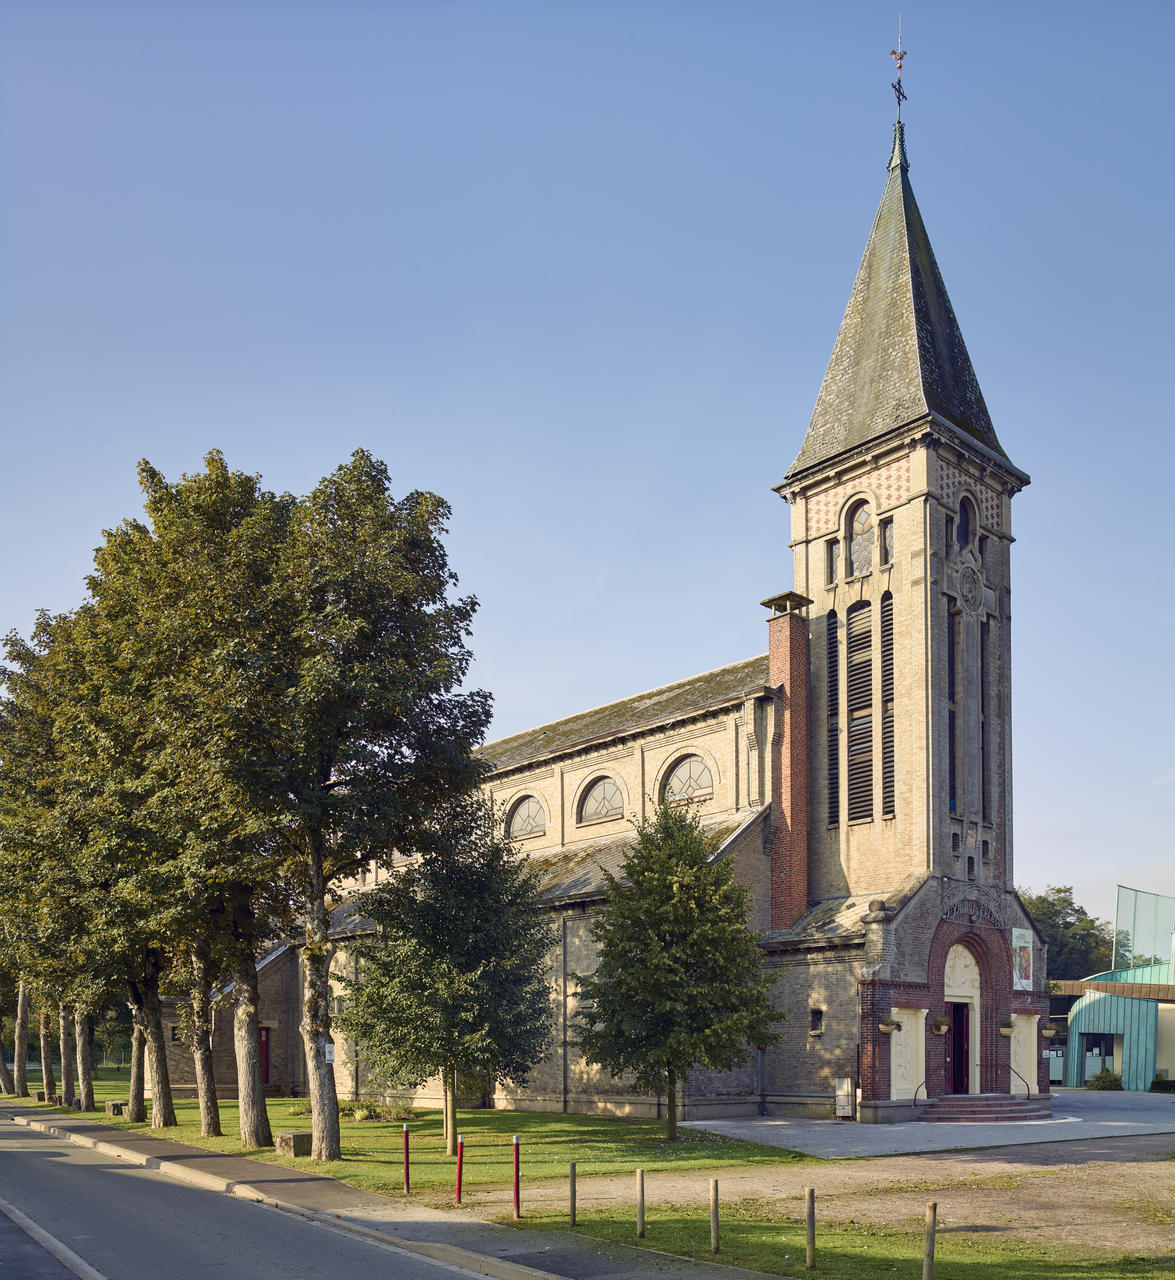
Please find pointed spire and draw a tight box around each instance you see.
[889,120,908,172]
[786,124,1009,482]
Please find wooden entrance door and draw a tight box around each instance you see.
[945,1002,970,1094]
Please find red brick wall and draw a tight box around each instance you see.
[767,610,809,929]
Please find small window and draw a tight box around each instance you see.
[507,796,547,840]
[880,518,894,566]
[957,497,976,549]
[663,755,714,803]
[579,777,623,823]
[945,515,955,552]
[847,502,873,577]
[967,855,976,881]
[978,535,988,562]
[809,1008,824,1035]
[826,539,841,585]
[981,839,990,861]
[952,832,960,853]
[169,1025,180,1043]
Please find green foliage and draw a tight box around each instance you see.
[1148,1075,1175,1093]
[573,803,779,1112]
[1017,885,1115,981]
[336,793,552,1090]
[1086,1066,1124,1090]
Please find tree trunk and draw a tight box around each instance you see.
[127,1019,147,1122]
[299,850,341,1161]
[666,1066,678,1142]
[74,1008,94,1111]
[58,1004,75,1106]
[229,902,271,1147]
[190,948,222,1138]
[0,1002,14,1093]
[13,982,29,1096]
[445,1064,457,1157]
[134,973,177,1128]
[38,1008,56,1101]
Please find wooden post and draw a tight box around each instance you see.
[569,1161,576,1227]
[455,1134,464,1205]
[710,1179,719,1254]
[402,1123,410,1194]
[512,1135,521,1220]
[923,1202,937,1280]
[636,1169,645,1238]
[805,1186,816,1270]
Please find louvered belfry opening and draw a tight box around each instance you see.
[947,606,959,814]
[826,611,839,825]
[980,619,990,823]
[846,601,873,821]
[880,592,895,817]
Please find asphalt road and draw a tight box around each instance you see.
[0,1123,484,1280]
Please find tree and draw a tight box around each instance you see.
[336,794,552,1155]
[1018,885,1115,981]
[574,803,779,1140]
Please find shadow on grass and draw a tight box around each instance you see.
[503,1210,1167,1280]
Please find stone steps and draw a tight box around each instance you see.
[916,1093,1052,1123]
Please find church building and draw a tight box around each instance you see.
[162,113,1053,1123]
[479,117,1051,1123]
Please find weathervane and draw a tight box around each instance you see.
[890,19,907,120]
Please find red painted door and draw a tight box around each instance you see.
[259,1027,270,1085]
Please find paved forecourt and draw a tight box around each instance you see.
[681,1088,1175,1158]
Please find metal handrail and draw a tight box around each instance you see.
[1009,1065,1031,1101]
[913,1079,928,1105]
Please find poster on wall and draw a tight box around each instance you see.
[1011,928,1033,990]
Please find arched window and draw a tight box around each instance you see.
[579,777,623,823]
[847,501,874,576]
[507,796,546,840]
[957,496,976,550]
[663,755,714,803]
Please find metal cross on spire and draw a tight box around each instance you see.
[890,20,907,120]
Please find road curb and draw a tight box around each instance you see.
[3,1109,565,1280]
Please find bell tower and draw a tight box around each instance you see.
[777,121,1030,906]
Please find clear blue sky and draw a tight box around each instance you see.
[3,1,1173,922]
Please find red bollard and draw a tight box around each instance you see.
[455,1133,465,1204]
[512,1134,520,1219]
[403,1123,410,1195]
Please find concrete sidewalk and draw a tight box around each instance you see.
[0,1104,771,1280]
[681,1087,1175,1158]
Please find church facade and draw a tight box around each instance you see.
[479,120,1050,1122]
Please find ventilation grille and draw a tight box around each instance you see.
[846,602,873,821]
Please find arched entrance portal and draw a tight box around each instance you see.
[943,944,981,1094]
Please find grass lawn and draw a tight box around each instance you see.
[14,1068,817,1200]
[502,1201,1169,1280]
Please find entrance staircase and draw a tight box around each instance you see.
[916,1093,1052,1123]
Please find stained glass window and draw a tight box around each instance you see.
[849,503,873,576]
[508,796,546,839]
[580,777,623,822]
[663,755,714,803]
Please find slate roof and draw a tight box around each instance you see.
[765,870,930,947]
[532,808,767,905]
[786,123,1008,484]
[481,654,770,774]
